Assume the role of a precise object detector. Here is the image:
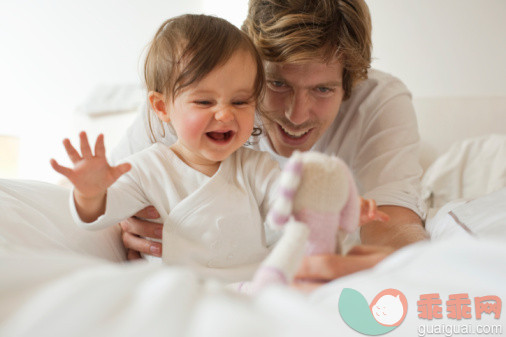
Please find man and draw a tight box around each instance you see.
[115,0,428,285]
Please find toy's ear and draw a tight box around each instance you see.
[148,91,170,123]
[267,151,304,229]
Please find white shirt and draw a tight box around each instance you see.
[112,69,425,218]
[72,145,280,282]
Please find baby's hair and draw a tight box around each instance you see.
[144,14,265,142]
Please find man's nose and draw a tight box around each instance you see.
[285,91,310,125]
[215,106,235,123]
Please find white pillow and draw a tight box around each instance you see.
[426,187,506,241]
[421,134,506,211]
[0,179,125,262]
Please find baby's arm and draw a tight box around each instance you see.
[50,131,131,223]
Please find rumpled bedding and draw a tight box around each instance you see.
[0,179,124,262]
[1,179,505,336]
[422,134,506,216]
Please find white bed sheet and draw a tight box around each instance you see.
[1,179,505,336]
[1,235,504,336]
[0,246,340,337]
[0,179,125,262]
[310,236,506,336]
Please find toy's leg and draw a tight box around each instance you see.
[236,221,309,294]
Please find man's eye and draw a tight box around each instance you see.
[267,80,290,92]
[316,87,333,94]
[270,81,285,87]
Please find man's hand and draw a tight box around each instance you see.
[119,206,163,260]
[292,205,428,292]
[292,244,395,292]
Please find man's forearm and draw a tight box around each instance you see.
[360,205,429,249]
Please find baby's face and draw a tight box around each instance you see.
[370,294,404,326]
[167,49,257,171]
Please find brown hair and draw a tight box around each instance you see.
[242,0,372,99]
[144,14,265,141]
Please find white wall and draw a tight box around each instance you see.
[367,0,506,97]
[202,0,249,28]
[1,0,505,182]
[0,0,205,132]
[0,0,204,182]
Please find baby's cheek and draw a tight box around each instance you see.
[243,116,256,135]
[179,115,209,139]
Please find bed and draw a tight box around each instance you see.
[1,96,505,336]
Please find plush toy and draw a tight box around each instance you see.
[236,151,361,294]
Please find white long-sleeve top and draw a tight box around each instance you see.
[71,144,280,282]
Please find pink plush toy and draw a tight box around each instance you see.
[237,151,361,294]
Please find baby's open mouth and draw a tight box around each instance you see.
[206,131,234,142]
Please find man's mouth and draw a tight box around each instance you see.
[278,124,312,140]
[206,130,234,142]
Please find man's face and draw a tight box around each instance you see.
[261,59,345,157]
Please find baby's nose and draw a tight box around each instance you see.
[215,107,234,122]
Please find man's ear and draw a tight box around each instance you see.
[148,91,170,123]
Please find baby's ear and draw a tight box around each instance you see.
[148,91,170,123]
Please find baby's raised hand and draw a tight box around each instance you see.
[50,131,131,199]
[359,197,390,226]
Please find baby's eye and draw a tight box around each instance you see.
[194,100,212,105]
[232,99,252,106]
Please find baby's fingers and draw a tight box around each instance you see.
[364,199,390,222]
[374,210,390,222]
[111,163,132,182]
[63,138,81,164]
[50,159,73,178]
[79,131,93,158]
[94,134,106,158]
[359,198,390,225]
[365,199,376,218]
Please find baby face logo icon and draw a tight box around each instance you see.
[339,288,408,335]
[370,289,408,327]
